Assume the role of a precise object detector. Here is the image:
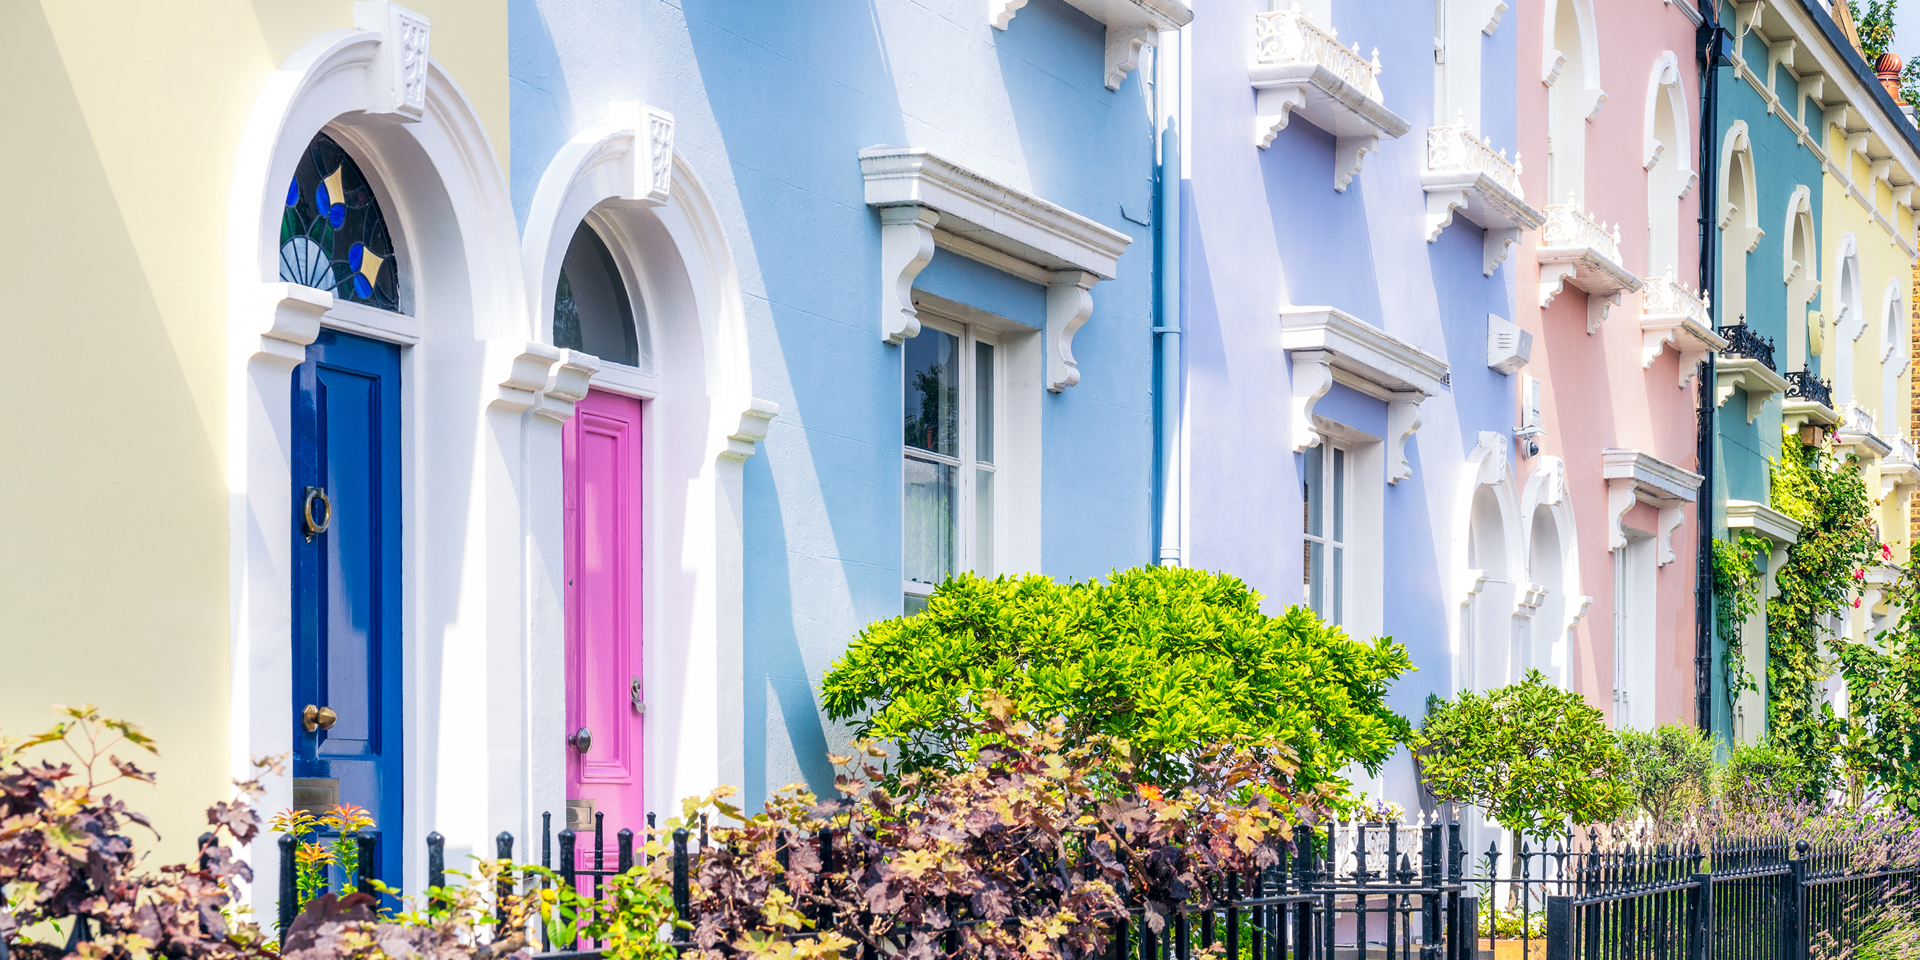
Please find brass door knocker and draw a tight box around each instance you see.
[303,486,332,539]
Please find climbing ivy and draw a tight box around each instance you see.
[1765,429,1882,800]
[1712,531,1770,699]
[1835,561,1920,813]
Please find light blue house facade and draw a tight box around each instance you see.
[509,0,1182,812]
[1175,0,1537,812]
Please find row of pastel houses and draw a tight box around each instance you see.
[3,0,1917,892]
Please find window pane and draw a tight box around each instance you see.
[903,594,929,617]
[975,469,994,574]
[1306,541,1324,613]
[904,456,955,585]
[1330,545,1344,626]
[556,223,639,366]
[1332,447,1346,543]
[1302,446,1323,538]
[279,132,402,312]
[976,341,995,464]
[905,331,959,457]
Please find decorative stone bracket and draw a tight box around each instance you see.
[862,148,1132,392]
[1602,448,1702,566]
[991,0,1192,91]
[1421,120,1545,276]
[1279,306,1449,483]
[724,399,780,462]
[607,101,676,206]
[354,2,431,121]
[1639,275,1726,390]
[1538,200,1641,333]
[1249,9,1409,190]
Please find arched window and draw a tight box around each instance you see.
[1544,0,1602,204]
[279,133,402,312]
[1784,187,1817,372]
[1718,124,1761,326]
[1644,54,1692,279]
[554,223,642,368]
[1832,240,1862,405]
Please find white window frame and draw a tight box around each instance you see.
[902,312,1004,607]
[1302,440,1350,625]
[1300,418,1386,639]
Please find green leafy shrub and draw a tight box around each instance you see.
[1835,562,1920,813]
[819,567,1413,799]
[1617,725,1716,824]
[1717,740,1816,812]
[1767,431,1881,799]
[1412,670,1631,838]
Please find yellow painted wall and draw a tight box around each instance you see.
[0,0,504,864]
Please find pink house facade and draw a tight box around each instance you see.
[1514,0,1716,730]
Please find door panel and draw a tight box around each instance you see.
[563,389,645,838]
[293,329,402,891]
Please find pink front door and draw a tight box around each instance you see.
[563,389,645,842]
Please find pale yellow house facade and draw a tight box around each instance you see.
[0,0,504,864]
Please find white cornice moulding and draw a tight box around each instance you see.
[1724,498,1803,548]
[352,2,430,121]
[1714,358,1789,423]
[723,399,780,462]
[990,0,1192,91]
[861,147,1133,392]
[1278,306,1449,483]
[1602,447,1702,564]
[1249,10,1411,191]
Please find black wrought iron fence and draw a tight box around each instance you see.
[274,815,1480,960]
[1783,370,1833,408]
[1717,321,1776,370]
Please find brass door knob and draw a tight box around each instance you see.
[569,727,592,754]
[302,704,338,733]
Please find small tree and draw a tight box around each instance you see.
[1616,725,1716,825]
[1412,670,1631,839]
[819,567,1414,800]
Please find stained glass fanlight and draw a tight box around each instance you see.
[279,133,402,312]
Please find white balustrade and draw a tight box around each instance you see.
[1541,196,1625,266]
[1641,271,1710,325]
[1425,115,1524,199]
[1253,6,1383,102]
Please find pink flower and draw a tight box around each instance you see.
[1855,568,1866,581]
[1883,544,1894,561]
[1854,598,1864,608]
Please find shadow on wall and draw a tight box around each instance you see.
[507,0,575,225]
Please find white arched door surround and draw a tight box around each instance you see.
[1543,0,1605,204]
[522,107,773,826]
[1718,123,1763,325]
[1643,53,1693,280]
[1832,235,1864,404]
[1783,186,1819,372]
[1452,432,1527,697]
[1520,457,1590,690]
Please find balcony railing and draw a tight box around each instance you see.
[1890,435,1919,467]
[1840,402,1879,438]
[1541,197,1624,265]
[1718,322,1777,370]
[1253,7,1383,102]
[1641,272,1710,325]
[1784,370,1833,408]
[1425,118,1524,198]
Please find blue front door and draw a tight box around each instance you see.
[292,329,402,891]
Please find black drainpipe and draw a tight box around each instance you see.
[1694,1,1726,734]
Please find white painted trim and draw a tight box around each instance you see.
[1724,499,1803,548]
[1642,53,1692,182]
[1718,122,1764,251]
[225,6,534,905]
[861,148,1133,392]
[1520,456,1588,688]
[1452,431,1528,696]
[1601,448,1702,564]
[990,0,1191,90]
[1277,306,1448,483]
[1714,358,1789,424]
